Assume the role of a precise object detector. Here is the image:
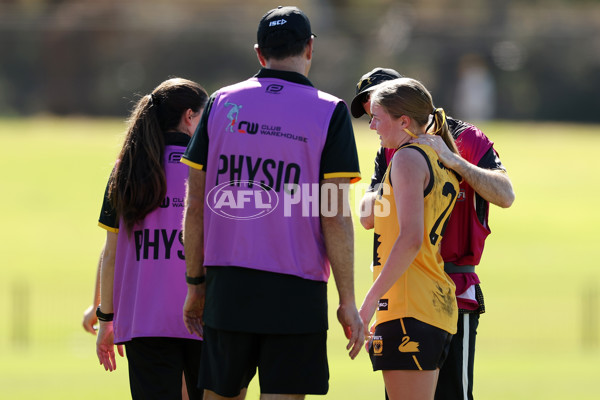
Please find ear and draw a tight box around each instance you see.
[399,114,411,128]
[254,44,267,67]
[185,108,195,126]
[305,37,314,61]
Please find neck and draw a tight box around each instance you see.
[265,56,309,76]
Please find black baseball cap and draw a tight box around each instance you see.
[350,68,403,118]
[257,6,314,49]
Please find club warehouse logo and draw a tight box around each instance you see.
[206,180,279,220]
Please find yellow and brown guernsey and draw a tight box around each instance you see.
[373,143,460,334]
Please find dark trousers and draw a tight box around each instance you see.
[125,337,203,400]
[434,313,479,400]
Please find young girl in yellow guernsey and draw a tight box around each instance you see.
[358,78,461,400]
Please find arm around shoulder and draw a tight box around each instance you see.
[452,157,515,208]
[411,134,515,208]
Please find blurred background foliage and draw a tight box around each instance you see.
[1,0,599,122]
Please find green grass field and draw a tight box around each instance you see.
[1,117,599,399]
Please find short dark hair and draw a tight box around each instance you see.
[260,35,311,60]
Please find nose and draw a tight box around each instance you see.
[369,117,376,130]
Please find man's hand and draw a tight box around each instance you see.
[337,303,364,360]
[183,284,206,338]
[411,134,458,169]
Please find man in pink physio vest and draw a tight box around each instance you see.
[181,6,365,400]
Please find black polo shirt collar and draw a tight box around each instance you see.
[254,68,314,87]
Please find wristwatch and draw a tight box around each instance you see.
[96,306,114,322]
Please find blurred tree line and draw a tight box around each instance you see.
[1,0,599,122]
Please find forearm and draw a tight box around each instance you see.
[183,169,206,278]
[99,233,117,313]
[321,179,356,306]
[92,250,102,307]
[82,252,103,333]
[323,214,356,305]
[446,155,515,208]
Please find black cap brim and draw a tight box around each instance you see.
[350,90,373,118]
[350,68,403,118]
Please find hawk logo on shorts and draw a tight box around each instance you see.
[398,335,420,353]
[372,335,383,356]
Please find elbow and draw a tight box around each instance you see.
[499,190,516,209]
[359,193,376,230]
[408,236,423,254]
[497,174,515,208]
[399,233,422,255]
[360,214,374,230]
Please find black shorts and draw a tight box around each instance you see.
[199,325,329,397]
[125,337,203,400]
[369,318,452,371]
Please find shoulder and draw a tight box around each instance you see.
[448,117,494,163]
[388,146,430,198]
[392,144,431,175]
[317,89,344,104]
[396,143,433,163]
[222,77,259,92]
[448,117,490,143]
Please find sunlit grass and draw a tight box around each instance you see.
[1,117,599,399]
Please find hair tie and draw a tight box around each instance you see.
[425,109,436,133]
[427,107,446,135]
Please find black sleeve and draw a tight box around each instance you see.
[98,180,118,230]
[367,147,388,192]
[319,102,361,181]
[477,147,505,171]
[182,93,216,171]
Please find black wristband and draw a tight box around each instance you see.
[185,273,206,285]
[96,306,114,322]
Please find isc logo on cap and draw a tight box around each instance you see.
[269,19,287,27]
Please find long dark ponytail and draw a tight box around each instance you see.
[108,78,208,232]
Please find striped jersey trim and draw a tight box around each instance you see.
[323,172,361,183]
[98,221,118,233]
[180,157,204,170]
